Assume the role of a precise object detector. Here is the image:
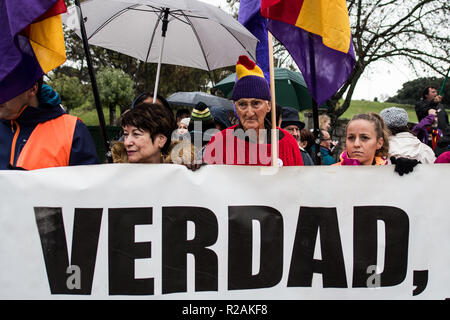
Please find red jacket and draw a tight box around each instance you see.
[203,125,303,166]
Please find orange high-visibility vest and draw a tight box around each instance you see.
[15,114,77,170]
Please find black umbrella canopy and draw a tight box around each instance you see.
[167,91,234,110]
[214,67,325,111]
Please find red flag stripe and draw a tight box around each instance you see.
[261,0,304,26]
[34,0,67,23]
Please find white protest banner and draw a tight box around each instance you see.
[0,164,449,300]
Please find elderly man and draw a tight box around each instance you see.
[0,79,99,170]
[280,107,313,165]
[203,56,302,166]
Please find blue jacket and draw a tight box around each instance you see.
[311,144,336,165]
[0,85,99,170]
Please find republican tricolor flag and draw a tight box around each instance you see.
[0,0,67,104]
[261,0,355,105]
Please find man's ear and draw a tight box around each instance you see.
[25,83,40,107]
[28,83,39,96]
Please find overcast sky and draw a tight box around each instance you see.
[200,0,436,101]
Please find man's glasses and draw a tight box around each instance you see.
[235,99,267,110]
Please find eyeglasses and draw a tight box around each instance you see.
[235,99,267,110]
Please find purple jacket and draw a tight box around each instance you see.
[412,115,443,146]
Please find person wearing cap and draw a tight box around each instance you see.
[380,106,435,164]
[280,107,313,165]
[188,102,218,148]
[0,79,99,170]
[203,55,303,166]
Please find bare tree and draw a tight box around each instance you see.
[329,0,449,119]
[226,0,449,120]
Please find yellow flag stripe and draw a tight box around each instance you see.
[295,0,351,53]
[29,15,66,74]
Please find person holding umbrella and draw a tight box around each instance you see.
[203,56,303,166]
[415,86,449,134]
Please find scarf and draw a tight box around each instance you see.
[337,151,388,166]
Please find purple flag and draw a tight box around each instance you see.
[238,0,270,83]
[0,0,58,104]
[267,19,355,105]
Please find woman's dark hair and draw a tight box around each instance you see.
[120,102,177,155]
[132,91,172,114]
[176,108,191,120]
[300,128,315,151]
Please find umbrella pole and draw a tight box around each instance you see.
[312,99,321,165]
[153,8,170,102]
[307,34,321,165]
[74,0,112,163]
[268,32,278,167]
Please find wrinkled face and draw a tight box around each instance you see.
[425,88,438,101]
[122,125,166,163]
[346,119,383,165]
[235,98,271,131]
[284,125,301,143]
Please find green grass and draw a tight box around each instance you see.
[72,100,443,126]
[70,106,121,126]
[341,100,418,122]
[298,100,418,123]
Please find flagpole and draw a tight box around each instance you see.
[268,32,278,167]
[439,67,449,96]
[74,0,112,163]
[308,34,321,165]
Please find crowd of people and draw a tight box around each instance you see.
[1,55,449,173]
